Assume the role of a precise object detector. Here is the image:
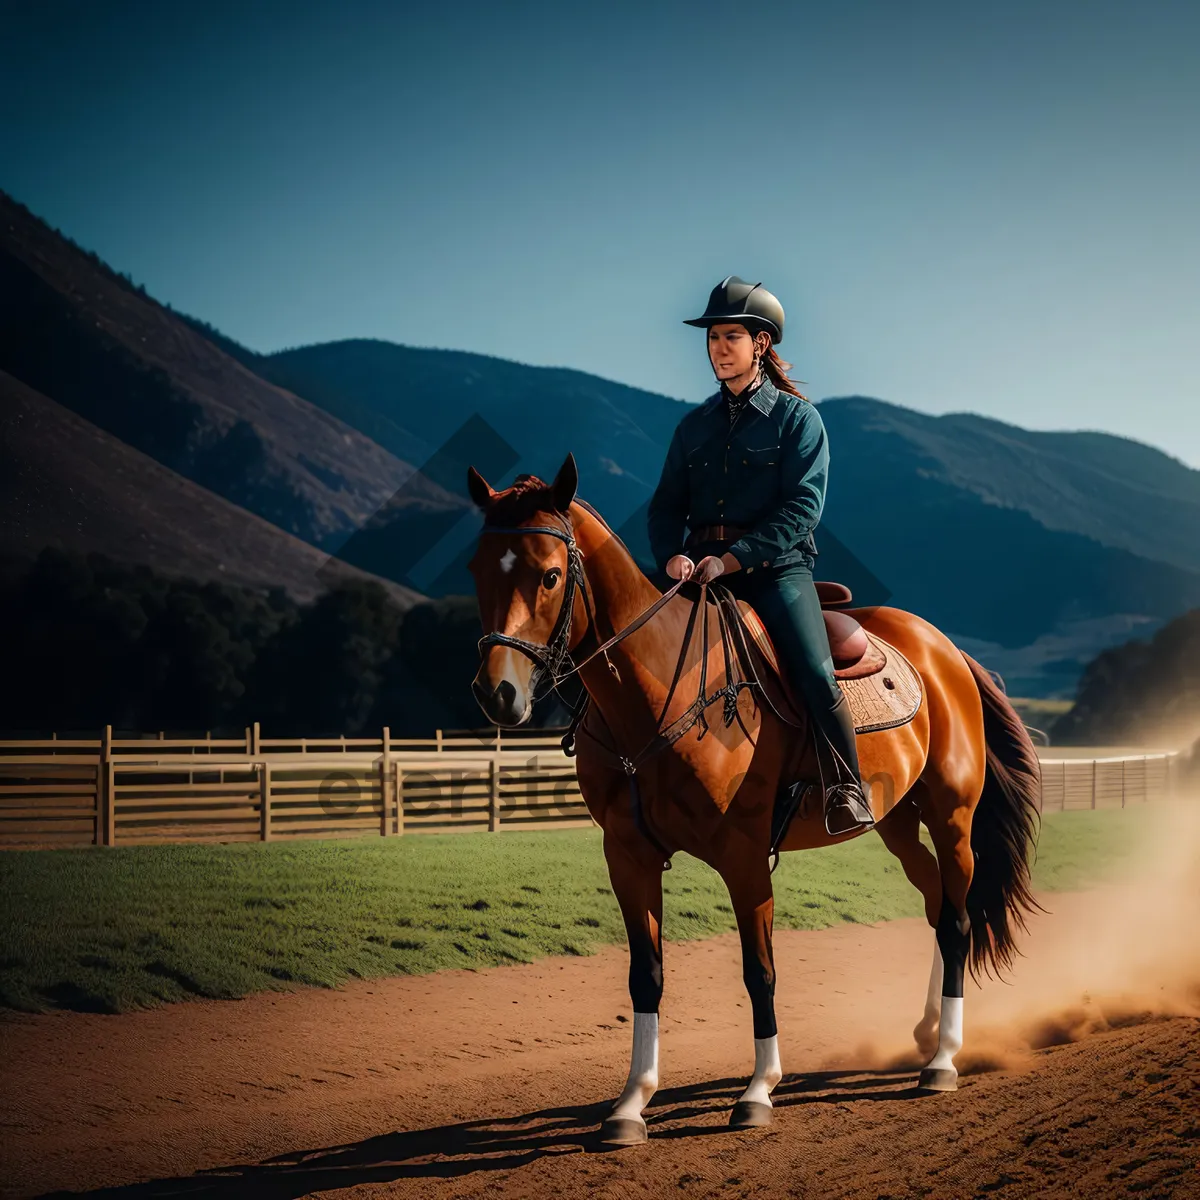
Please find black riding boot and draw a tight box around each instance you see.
[815,693,876,835]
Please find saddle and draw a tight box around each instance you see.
[748,581,887,682]
[717,580,922,737]
[707,580,923,858]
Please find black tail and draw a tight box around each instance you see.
[961,651,1046,981]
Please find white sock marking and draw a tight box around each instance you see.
[737,1035,782,1107]
[926,995,964,1075]
[610,1011,659,1123]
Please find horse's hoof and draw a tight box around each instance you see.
[600,1116,647,1146]
[918,1067,958,1092]
[729,1100,773,1128]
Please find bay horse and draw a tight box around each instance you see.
[466,453,1042,1146]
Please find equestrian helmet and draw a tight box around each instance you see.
[683,275,785,344]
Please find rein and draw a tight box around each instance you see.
[476,511,761,868]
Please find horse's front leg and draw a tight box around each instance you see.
[601,831,666,1146]
[723,859,783,1127]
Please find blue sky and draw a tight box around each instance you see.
[4,0,1198,465]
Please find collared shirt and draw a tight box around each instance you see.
[646,376,829,575]
[722,369,767,426]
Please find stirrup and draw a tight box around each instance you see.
[823,779,876,836]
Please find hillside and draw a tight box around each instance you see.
[254,338,688,590]
[245,347,1200,689]
[1049,607,1200,749]
[5,189,1199,697]
[814,397,1200,688]
[0,371,425,608]
[819,398,1200,574]
[0,191,462,561]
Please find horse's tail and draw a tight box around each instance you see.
[960,651,1046,981]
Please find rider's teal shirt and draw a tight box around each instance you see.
[646,376,830,575]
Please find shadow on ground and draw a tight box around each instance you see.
[37,1069,929,1198]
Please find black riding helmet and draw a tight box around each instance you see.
[683,275,785,344]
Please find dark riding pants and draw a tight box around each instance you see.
[716,557,862,784]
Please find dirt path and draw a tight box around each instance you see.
[3,888,1198,1200]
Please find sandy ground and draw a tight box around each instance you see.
[3,880,1199,1200]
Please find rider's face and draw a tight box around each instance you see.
[707,324,761,382]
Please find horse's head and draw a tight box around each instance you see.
[466,453,582,727]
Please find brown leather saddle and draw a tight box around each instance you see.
[738,580,886,700]
[723,579,921,736]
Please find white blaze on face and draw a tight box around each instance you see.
[499,548,517,574]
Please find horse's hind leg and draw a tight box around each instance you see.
[601,831,666,1146]
[718,856,782,1128]
[875,793,944,1058]
[914,770,982,1093]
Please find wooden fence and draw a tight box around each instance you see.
[0,727,1186,849]
[0,724,593,848]
[1035,750,1182,813]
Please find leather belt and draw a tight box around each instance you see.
[685,524,753,546]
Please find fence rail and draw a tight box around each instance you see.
[0,726,1185,848]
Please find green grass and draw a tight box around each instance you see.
[0,807,1166,1014]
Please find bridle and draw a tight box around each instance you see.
[476,511,688,702]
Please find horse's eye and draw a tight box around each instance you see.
[542,568,561,589]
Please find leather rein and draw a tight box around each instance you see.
[476,511,771,867]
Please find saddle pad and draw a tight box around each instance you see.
[738,606,923,734]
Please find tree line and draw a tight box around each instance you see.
[0,547,573,739]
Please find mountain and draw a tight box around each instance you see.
[818,399,1200,575]
[4,189,1198,698]
[0,370,424,608]
[813,397,1200,691]
[0,191,461,557]
[242,347,1200,692]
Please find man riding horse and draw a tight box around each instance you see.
[647,275,876,835]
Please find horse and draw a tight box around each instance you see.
[465,452,1042,1146]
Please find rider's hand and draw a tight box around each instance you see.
[693,555,726,583]
[665,554,695,581]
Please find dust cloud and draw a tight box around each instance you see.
[828,779,1200,1078]
[960,792,1199,1074]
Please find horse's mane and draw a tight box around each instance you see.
[484,475,636,563]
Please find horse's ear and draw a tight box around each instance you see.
[551,453,578,513]
[466,465,494,512]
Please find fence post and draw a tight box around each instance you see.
[1091,759,1097,810]
[98,725,111,846]
[260,762,272,841]
[244,726,252,755]
[436,728,443,753]
[103,725,116,846]
[251,722,261,756]
[380,727,392,837]
[489,755,501,832]
[396,763,405,836]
